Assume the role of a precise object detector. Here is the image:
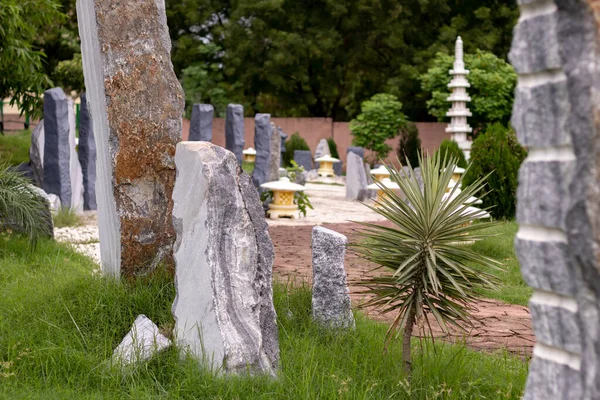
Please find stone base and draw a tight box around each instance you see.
[318,171,335,177]
[267,204,300,219]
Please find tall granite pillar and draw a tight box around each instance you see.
[510,1,600,398]
[42,88,71,208]
[251,114,272,188]
[268,122,281,182]
[225,104,245,164]
[189,104,213,142]
[68,97,85,213]
[78,93,97,210]
[77,0,185,279]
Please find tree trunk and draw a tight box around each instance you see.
[402,306,416,376]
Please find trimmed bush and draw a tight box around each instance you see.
[463,124,527,220]
[397,122,421,167]
[327,137,339,159]
[436,140,467,168]
[283,132,310,167]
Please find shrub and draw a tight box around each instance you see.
[283,132,310,167]
[397,122,421,167]
[326,137,339,159]
[349,93,407,162]
[436,140,467,168]
[463,124,527,220]
[353,151,501,375]
[52,207,82,228]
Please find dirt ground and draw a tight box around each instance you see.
[269,222,534,357]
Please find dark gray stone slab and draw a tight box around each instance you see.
[251,113,272,188]
[268,123,280,182]
[293,150,313,171]
[225,104,245,164]
[42,87,72,208]
[345,152,368,201]
[78,93,97,210]
[189,104,213,142]
[347,146,364,159]
[312,226,355,329]
[333,161,343,176]
[279,128,287,167]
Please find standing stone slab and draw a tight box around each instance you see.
[268,123,281,182]
[347,146,365,159]
[293,150,313,171]
[172,142,279,376]
[78,93,97,210]
[78,0,184,278]
[251,114,272,188]
[345,151,368,201]
[29,122,45,187]
[43,88,71,208]
[312,227,355,329]
[68,98,85,213]
[189,104,213,142]
[279,128,287,167]
[225,104,245,164]
[314,138,331,169]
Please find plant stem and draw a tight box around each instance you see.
[403,306,416,376]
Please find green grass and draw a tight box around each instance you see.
[0,234,528,399]
[466,221,531,306]
[52,207,83,228]
[0,130,31,165]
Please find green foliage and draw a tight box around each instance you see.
[326,137,339,159]
[420,50,517,130]
[397,122,421,167]
[0,164,52,248]
[285,160,305,183]
[53,53,85,94]
[353,152,501,374]
[283,132,310,167]
[0,130,31,166]
[0,234,527,398]
[0,0,64,118]
[436,140,467,168]
[350,94,407,161]
[52,207,82,228]
[463,124,527,220]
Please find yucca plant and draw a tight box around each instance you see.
[0,163,52,247]
[352,152,501,375]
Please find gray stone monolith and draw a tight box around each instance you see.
[311,226,355,329]
[333,161,343,176]
[67,98,84,213]
[78,93,97,210]
[314,138,331,159]
[225,104,245,164]
[78,0,185,279]
[29,122,45,187]
[42,88,72,208]
[251,114,272,188]
[279,128,287,167]
[347,146,365,159]
[293,150,313,171]
[189,104,213,142]
[345,151,368,201]
[268,123,281,182]
[172,141,279,376]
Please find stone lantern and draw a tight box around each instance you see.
[242,147,257,163]
[370,165,391,181]
[451,166,465,185]
[314,154,340,177]
[260,177,306,219]
[367,177,400,204]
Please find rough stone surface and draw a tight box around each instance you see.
[315,138,331,159]
[529,301,581,354]
[293,150,313,171]
[251,114,272,188]
[112,315,171,366]
[68,98,85,213]
[347,146,364,159]
[268,123,281,182]
[42,88,72,208]
[523,357,582,400]
[279,128,287,167]
[78,0,184,278]
[189,104,213,142]
[78,93,97,211]
[333,161,343,176]
[345,152,368,201]
[311,227,355,329]
[509,12,561,74]
[171,142,279,376]
[225,104,245,164]
[29,122,45,187]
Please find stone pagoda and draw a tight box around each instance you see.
[446,36,472,160]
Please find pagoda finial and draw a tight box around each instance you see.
[454,36,464,70]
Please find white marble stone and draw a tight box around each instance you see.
[112,315,171,366]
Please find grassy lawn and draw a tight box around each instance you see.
[0,130,31,165]
[466,221,531,306]
[0,234,528,399]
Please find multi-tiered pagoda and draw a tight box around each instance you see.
[446,36,472,160]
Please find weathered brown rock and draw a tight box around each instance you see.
[77,0,184,278]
